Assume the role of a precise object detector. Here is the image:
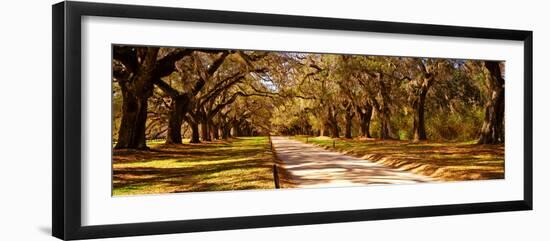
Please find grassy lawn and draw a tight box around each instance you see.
[292,136,504,181]
[112,137,277,196]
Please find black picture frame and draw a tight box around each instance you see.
[52,1,533,240]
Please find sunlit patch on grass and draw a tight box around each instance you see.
[112,137,276,196]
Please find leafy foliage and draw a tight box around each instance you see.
[112,46,504,146]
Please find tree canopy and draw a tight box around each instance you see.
[112,45,505,149]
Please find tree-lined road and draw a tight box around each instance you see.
[271,136,435,188]
[111,45,504,196]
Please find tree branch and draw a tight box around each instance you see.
[154,78,181,98]
[155,49,194,77]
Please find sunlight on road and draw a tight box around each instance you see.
[272,136,435,188]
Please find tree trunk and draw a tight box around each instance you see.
[222,125,231,139]
[412,88,429,142]
[243,125,250,136]
[344,104,354,139]
[331,125,339,138]
[189,122,200,143]
[478,61,505,144]
[379,112,393,140]
[211,123,219,140]
[115,92,149,149]
[374,104,394,140]
[200,120,210,141]
[328,107,339,138]
[357,105,373,138]
[114,47,159,149]
[319,119,326,136]
[165,96,188,144]
[344,120,352,138]
[375,73,394,140]
[232,123,241,137]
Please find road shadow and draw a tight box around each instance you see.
[271,136,435,188]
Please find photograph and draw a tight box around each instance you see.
[0,0,542,240]
[111,45,505,196]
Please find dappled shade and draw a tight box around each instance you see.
[292,136,504,181]
[113,137,276,195]
[272,137,434,188]
[111,45,505,195]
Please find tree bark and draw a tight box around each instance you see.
[319,118,326,136]
[211,123,219,140]
[232,119,242,137]
[371,100,394,140]
[189,121,200,143]
[344,104,354,138]
[200,120,211,141]
[327,106,339,138]
[375,73,394,140]
[222,125,231,139]
[357,104,373,138]
[114,47,159,149]
[379,111,393,140]
[165,96,189,144]
[409,63,435,142]
[157,51,230,145]
[115,92,149,149]
[412,87,429,142]
[478,61,505,144]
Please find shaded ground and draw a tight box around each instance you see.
[112,135,500,195]
[271,136,435,188]
[292,136,504,181]
[112,137,276,196]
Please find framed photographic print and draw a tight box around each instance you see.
[52,1,533,240]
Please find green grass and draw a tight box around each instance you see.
[112,137,276,196]
[292,136,504,181]
[113,138,190,147]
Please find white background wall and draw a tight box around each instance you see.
[0,0,547,240]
